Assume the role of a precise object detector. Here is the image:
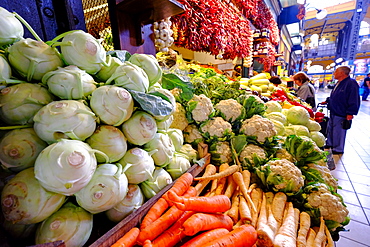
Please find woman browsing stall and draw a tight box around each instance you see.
[291,72,316,111]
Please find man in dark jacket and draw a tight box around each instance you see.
[324,66,360,154]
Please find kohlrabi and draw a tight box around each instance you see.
[0,7,24,47]
[89,85,134,126]
[166,128,184,152]
[128,53,162,86]
[166,152,191,179]
[144,132,175,167]
[121,111,157,146]
[140,167,173,199]
[95,56,123,82]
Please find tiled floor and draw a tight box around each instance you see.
[316,88,370,247]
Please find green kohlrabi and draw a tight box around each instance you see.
[7,38,64,81]
[106,61,150,92]
[0,7,24,47]
[1,167,66,224]
[144,132,175,167]
[0,55,23,85]
[178,144,198,161]
[75,163,129,214]
[166,152,191,179]
[118,147,155,184]
[33,100,97,144]
[0,83,55,125]
[140,167,173,199]
[106,184,144,223]
[95,56,123,82]
[34,139,107,196]
[48,30,109,74]
[35,202,93,247]
[89,85,134,126]
[166,128,184,152]
[128,53,163,86]
[42,65,97,100]
[121,111,157,146]
[0,128,47,172]
[156,115,174,131]
[86,125,127,163]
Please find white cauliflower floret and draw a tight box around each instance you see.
[188,94,214,122]
[306,183,349,223]
[200,117,232,138]
[183,124,203,144]
[170,88,181,98]
[307,162,338,190]
[211,141,233,164]
[260,159,304,193]
[215,99,243,122]
[274,148,296,163]
[240,115,277,142]
[170,102,188,131]
[239,144,266,165]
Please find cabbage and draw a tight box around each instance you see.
[86,125,127,163]
[75,163,129,214]
[310,131,326,147]
[0,128,47,172]
[119,147,155,184]
[166,152,191,179]
[265,112,287,125]
[128,53,162,86]
[144,132,175,167]
[284,125,310,137]
[90,85,134,126]
[34,139,104,196]
[1,167,66,224]
[35,202,93,247]
[265,101,282,113]
[33,100,97,144]
[286,106,310,125]
[0,83,54,125]
[0,7,24,46]
[140,167,173,199]
[106,184,144,222]
[305,119,322,132]
[42,65,97,100]
[122,111,157,145]
[271,119,285,136]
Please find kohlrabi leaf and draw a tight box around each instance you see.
[161,73,194,101]
[107,50,131,63]
[129,90,173,117]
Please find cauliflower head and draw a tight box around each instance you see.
[239,144,266,166]
[257,159,304,194]
[188,94,214,122]
[305,162,338,190]
[200,117,232,139]
[170,102,188,131]
[215,99,244,122]
[305,183,349,224]
[210,141,233,165]
[183,124,203,144]
[240,115,277,142]
[274,147,296,163]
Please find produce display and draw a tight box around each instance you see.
[0,5,347,247]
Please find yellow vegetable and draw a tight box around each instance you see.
[260,84,269,93]
[249,79,270,86]
[249,73,268,81]
[250,85,262,94]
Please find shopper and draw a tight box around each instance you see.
[362,73,370,101]
[291,72,316,110]
[269,76,282,87]
[323,66,360,154]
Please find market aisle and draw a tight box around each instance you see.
[316,88,370,247]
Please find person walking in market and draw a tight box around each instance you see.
[323,66,360,155]
[291,72,316,111]
[361,72,370,101]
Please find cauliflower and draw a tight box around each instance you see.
[256,159,304,194]
[178,144,198,161]
[183,124,203,144]
[170,102,188,131]
[240,115,277,143]
[274,148,296,163]
[305,162,338,190]
[239,144,266,166]
[210,141,233,165]
[215,99,244,122]
[304,183,349,224]
[284,135,325,165]
[188,94,214,122]
[200,117,232,139]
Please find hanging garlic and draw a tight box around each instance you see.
[153,17,174,52]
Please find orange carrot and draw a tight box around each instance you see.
[162,172,194,205]
[167,190,231,213]
[111,227,140,247]
[137,187,197,244]
[143,239,153,247]
[194,165,239,181]
[140,198,169,230]
[152,210,195,247]
[182,213,233,236]
[202,225,258,247]
[195,164,217,195]
[180,228,230,247]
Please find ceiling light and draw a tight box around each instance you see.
[335,58,344,63]
[316,9,328,20]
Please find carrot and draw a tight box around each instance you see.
[306,228,316,247]
[227,188,240,223]
[215,163,230,195]
[180,228,230,247]
[325,225,334,247]
[140,198,169,230]
[250,188,263,227]
[239,195,252,224]
[232,172,257,213]
[111,227,140,247]
[202,224,258,247]
[194,165,239,181]
[314,217,326,247]
[271,192,287,227]
[182,213,234,236]
[296,211,311,247]
[273,202,299,247]
[195,164,217,195]
[162,172,194,205]
[137,187,197,244]
[151,210,195,247]
[143,239,153,247]
[167,190,231,213]
[224,174,238,198]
